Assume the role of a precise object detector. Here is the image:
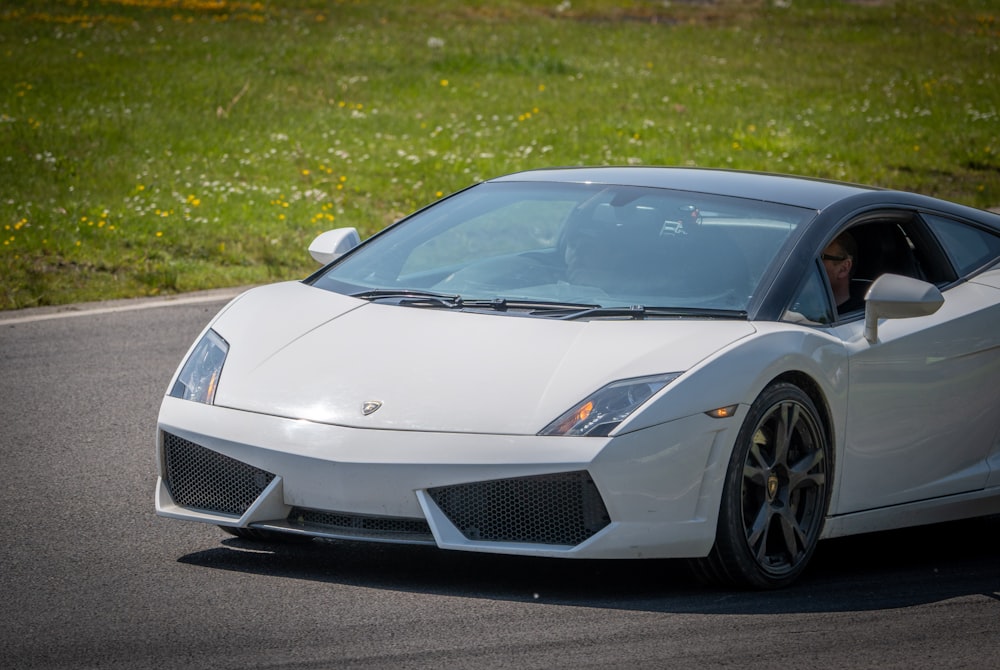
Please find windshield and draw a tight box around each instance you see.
[309,181,815,313]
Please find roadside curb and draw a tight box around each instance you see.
[0,285,255,326]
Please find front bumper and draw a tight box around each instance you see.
[155,396,739,559]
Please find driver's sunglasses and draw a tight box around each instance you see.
[822,253,848,262]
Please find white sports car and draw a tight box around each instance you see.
[156,167,1000,588]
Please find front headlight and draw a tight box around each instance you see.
[540,372,682,437]
[169,329,229,405]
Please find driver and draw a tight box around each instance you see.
[823,232,864,314]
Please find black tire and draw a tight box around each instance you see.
[219,526,314,544]
[693,381,830,589]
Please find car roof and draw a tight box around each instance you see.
[489,166,878,212]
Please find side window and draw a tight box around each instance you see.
[783,262,835,326]
[924,214,1000,277]
[847,221,921,282]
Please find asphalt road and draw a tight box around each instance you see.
[2,289,999,670]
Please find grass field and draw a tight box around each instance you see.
[2,0,998,309]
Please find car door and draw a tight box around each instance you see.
[828,215,1000,514]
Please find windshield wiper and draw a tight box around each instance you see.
[459,298,601,314]
[351,291,744,320]
[351,289,464,308]
[352,291,600,314]
[555,305,748,320]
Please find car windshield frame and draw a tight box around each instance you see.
[308,180,816,316]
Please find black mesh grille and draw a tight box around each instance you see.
[427,471,610,546]
[162,432,275,516]
[287,508,433,540]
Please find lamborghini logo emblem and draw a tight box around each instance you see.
[362,401,383,416]
[766,473,779,501]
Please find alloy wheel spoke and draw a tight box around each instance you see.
[789,469,826,493]
[743,440,770,485]
[746,500,771,556]
[788,448,826,491]
[777,506,807,559]
[743,462,768,487]
[772,402,799,468]
[749,439,770,469]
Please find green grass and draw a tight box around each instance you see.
[2,0,998,309]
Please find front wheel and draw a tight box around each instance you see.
[693,382,831,589]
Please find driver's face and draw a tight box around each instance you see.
[822,243,852,282]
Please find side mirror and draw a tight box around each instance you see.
[863,273,944,343]
[308,228,361,265]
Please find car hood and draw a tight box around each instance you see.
[208,282,756,434]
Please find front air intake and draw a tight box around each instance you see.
[162,432,275,516]
[427,471,610,546]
